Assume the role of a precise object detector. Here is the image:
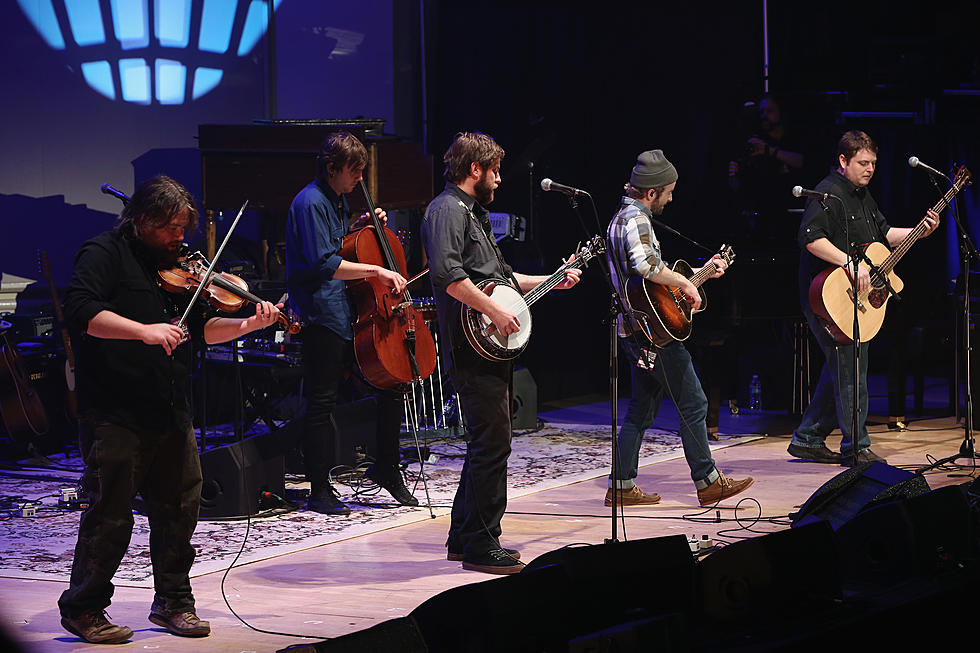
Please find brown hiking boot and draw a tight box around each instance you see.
[697,472,754,506]
[148,604,211,637]
[61,610,133,644]
[605,485,661,507]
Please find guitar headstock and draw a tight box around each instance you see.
[953,165,973,191]
[716,244,736,266]
[573,235,607,266]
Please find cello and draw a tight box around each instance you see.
[339,181,436,390]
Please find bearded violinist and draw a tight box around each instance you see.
[285,131,418,516]
[57,175,281,644]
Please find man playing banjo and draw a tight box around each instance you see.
[420,131,581,574]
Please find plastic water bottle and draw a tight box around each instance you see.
[749,375,762,410]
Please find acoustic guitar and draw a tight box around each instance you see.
[38,249,77,419]
[625,245,735,348]
[0,322,50,442]
[809,165,971,344]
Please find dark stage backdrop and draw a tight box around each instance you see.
[427,1,980,402]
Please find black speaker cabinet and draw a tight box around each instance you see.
[791,461,929,530]
[512,366,538,430]
[199,431,285,519]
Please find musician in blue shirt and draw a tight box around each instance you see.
[286,131,418,514]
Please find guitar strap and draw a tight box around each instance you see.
[460,200,522,292]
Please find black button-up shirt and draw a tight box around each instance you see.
[797,170,891,308]
[421,183,515,368]
[64,230,211,432]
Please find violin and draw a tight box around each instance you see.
[158,253,302,334]
[339,181,436,390]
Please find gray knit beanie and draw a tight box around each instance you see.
[630,149,678,189]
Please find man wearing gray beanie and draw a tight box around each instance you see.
[605,149,754,507]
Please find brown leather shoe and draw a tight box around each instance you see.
[61,611,133,644]
[605,485,661,507]
[148,608,211,637]
[697,472,754,506]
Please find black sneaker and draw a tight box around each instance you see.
[788,442,842,464]
[366,465,419,507]
[307,486,351,515]
[461,548,524,575]
[448,546,520,562]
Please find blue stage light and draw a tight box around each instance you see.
[16,0,283,106]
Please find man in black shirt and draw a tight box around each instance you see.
[790,131,938,466]
[58,175,282,644]
[421,132,581,574]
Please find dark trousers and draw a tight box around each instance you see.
[301,324,403,492]
[58,420,202,618]
[447,347,513,556]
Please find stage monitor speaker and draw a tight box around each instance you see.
[199,431,285,519]
[699,520,841,623]
[512,365,538,429]
[835,483,977,585]
[791,461,929,530]
[300,615,428,652]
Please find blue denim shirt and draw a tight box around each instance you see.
[285,179,352,340]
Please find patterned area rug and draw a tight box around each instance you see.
[0,423,755,587]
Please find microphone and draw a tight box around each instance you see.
[792,186,838,201]
[101,183,130,204]
[908,156,950,181]
[540,178,589,197]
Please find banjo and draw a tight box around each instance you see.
[461,236,605,361]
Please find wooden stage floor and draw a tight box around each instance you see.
[2,404,975,652]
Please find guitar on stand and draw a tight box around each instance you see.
[37,249,77,420]
[462,236,605,361]
[0,321,50,443]
[809,165,972,343]
[625,245,736,347]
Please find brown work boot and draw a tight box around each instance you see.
[697,471,754,506]
[61,610,133,644]
[148,601,211,637]
[605,485,661,507]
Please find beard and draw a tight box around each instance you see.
[474,176,495,205]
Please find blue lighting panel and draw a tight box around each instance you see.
[237,0,281,56]
[192,67,223,99]
[81,60,115,99]
[65,0,107,47]
[110,0,149,50]
[155,0,191,48]
[16,0,65,49]
[198,0,235,54]
[155,58,186,104]
[119,57,150,104]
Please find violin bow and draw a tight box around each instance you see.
[175,199,248,330]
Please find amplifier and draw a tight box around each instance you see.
[6,314,54,339]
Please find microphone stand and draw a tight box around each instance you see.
[918,169,978,472]
[563,191,629,542]
[825,196,862,463]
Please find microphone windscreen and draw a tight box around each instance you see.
[908,156,920,168]
[540,178,552,191]
[791,185,803,198]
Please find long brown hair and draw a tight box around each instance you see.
[116,175,198,236]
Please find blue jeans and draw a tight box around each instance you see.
[792,308,871,454]
[611,337,719,489]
